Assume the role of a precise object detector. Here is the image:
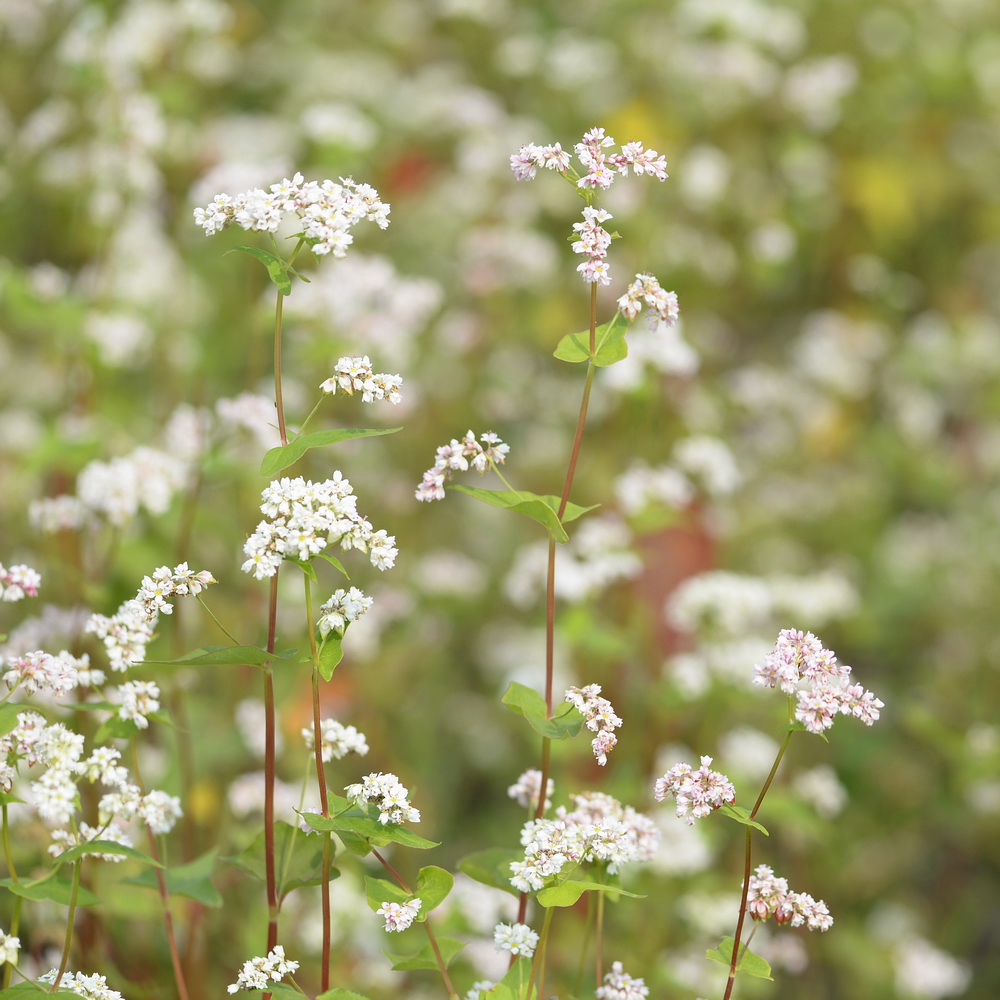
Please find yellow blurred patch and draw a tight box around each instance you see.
[604,98,681,150]
[803,401,856,459]
[842,158,914,237]
[188,778,221,825]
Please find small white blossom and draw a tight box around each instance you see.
[345,772,419,825]
[226,946,300,994]
[302,718,369,761]
[493,922,539,957]
[376,898,421,932]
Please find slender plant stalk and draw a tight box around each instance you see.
[1,805,20,990]
[50,860,81,992]
[722,729,794,1000]
[304,574,334,992]
[371,848,459,1000]
[527,905,555,1000]
[264,572,280,954]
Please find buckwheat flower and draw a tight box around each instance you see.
[377,898,422,932]
[85,600,156,672]
[507,768,553,812]
[466,981,495,1000]
[227,946,300,994]
[493,922,539,958]
[302,718,369,762]
[317,587,373,637]
[0,563,41,602]
[654,755,736,825]
[135,563,216,620]
[29,495,88,533]
[98,784,144,825]
[509,816,588,891]
[617,273,680,327]
[32,767,78,825]
[345,772,420,825]
[34,722,85,769]
[557,791,660,873]
[115,680,160,729]
[565,684,623,765]
[745,865,832,931]
[38,970,125,1000]
[596,961,649,1000]
[0,929,19,965]
[320,355,403,404]
[138,789,182,835]
[415,430,509,501]
[3,649,77,697]
[78,747,129,788]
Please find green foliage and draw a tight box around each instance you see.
[383,937,465,971]
[553,312,630,367]
[501,681,585,740]
[706,937,773,981]
[260,427,402,477]
[449,486,598,543]
[124,850,223,907]
[222,823,327,901]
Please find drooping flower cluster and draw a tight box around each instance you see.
[226,946,300,994]
[3,650,79,697]
[617,273,681,328]
[415,430,510,502]
[241,475,397,580]
[302,718,369,762]
[493,922,539,958]
[0,563,41,602]
[320,355,402,404]
[565,684,623,765]
[511,127,668,284]
[134,563,216,621]
[38,970,125,1000]
[194,172,390,257]
[596,961,650,1000]
[345,772,420,825]
[654,755,736,825]
[317,586,373,636]
[507,768,554,812]
[376,898,422,932]
[85,600,156,672]
[753,629,884,734]
[509,791,658,890]
[745,864,834,931]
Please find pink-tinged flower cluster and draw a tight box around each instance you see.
[617,273,681,327]
[241,475,396,580]
[565,684,623,765]
[3,650,78,697]
[510,127,667,187]
[509,791,658,890]
[596,961,650,1000]
[654,754,736,825]
[511,127,668,287]
[345,772,420,825]
[753,629,884,735]
[226,946,299,994]
[135,563,216,621]
[746,864,833,931]
[415,430,510,502]
[376,898,422,932]
[0,563,41,602]
[194,172,389,257]
[507,767,554,812]
[320,355,402,404]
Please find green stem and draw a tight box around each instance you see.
[264,572,280,954]
[295,397,325,437]
[527,906,555,1000]
[2,803,18,883]
[51,861,81,991]
[196,595,242,645]
[273,287,288,446]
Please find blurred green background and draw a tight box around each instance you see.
[1,0,999,998]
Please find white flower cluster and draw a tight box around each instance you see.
[2,649,80,697]
[0,929,19,965]
[49,821,134,862]
[507,768,553,812]
[746,864,833,931]
[617,272,680,327]
[302,717,369,762]
[241,475,397,580]
[654,755,736,825]
[85,600,156,672]
[345,771,420,825]
[317,586,373,637]
[0,562,41,602]
[493,921,539,958]
[596,961,650,1000]
[415,430,510,502]
[38,970,125,1000]
[30,447,187,532]
[320,355,402,404]
[116,680,160,729]
[754,629,884,734]
[134,563,216,621]
[376,898,422,932]
[509,791,658,890]
[226,945,300,994]
[194,172,390,257]
[565,684,623,766]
